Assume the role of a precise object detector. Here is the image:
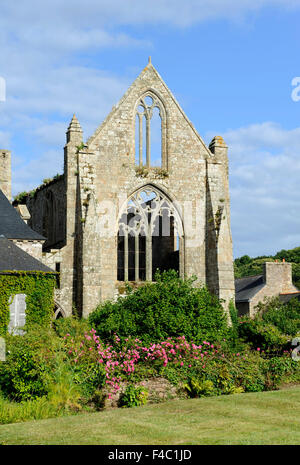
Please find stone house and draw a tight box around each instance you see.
[0,182,45,260]
[0,181,55,334]
[0,235,55,334]
[8,60,236,318]
[235,261,300,317]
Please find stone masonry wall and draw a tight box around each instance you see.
[74,62,235,316]
[12,240,43,261]
[25,177,66,251]
[249,262,298,317]
[14,63,236,319]
[0,149,11,201]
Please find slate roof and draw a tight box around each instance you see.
[0,236,53,273]
[279,292,300,304]
[0,189,45,240]
[235,275,265,302]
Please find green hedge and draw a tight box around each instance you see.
[89,270,230,344]
[258,297,300,337]
[238,316,290,352]
[0,272,56,336]
[237,296,300,353]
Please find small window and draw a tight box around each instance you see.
[8,294,27,335]
[55,262,61,289]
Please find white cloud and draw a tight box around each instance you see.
[0,2,153,195]
[1,64,131,196]
[0,130,11,148]
[1,0,300,258]
[12,149,64,196]
[2,1,300,29]
[210,122,300,258]
[3,66,129,123]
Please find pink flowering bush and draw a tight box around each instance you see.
[2,320,300,418]
[62,329,275,397]
[63,330,221,395]
[2,314,300,423]
[62,328,106,399]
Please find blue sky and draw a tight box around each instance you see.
[1,0,300,258]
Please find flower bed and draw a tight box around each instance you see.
[63,329,300,403]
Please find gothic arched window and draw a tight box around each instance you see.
[117,186,183,282]
[135,93,166,169]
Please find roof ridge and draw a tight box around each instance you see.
[0,236,53,273]
[235,274,263,280]
[0,189,45,241]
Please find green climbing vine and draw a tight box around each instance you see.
[0,272,56,336]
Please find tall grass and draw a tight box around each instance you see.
[47,361,82,411]
[0,393,64,425]
[0,358,84,425]
[0,363,86,425]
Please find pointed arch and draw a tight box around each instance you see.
[117,185,184,282]
[53,300,67,319]
[134,90,167,170]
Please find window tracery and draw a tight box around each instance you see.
[117,186,183,282]
[135,93,166,169]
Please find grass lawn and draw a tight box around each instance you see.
[1,387,300,445]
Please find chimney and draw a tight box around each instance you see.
[263,261,295,294]
[0,149,11,201]
[14,204,31,224]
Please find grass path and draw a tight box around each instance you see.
[1,387,300,445]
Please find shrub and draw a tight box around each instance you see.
[238,316,289,353]
[0,327,59,401]
[262,356,294,390]
[90,390,107,410]
[89,270,229,344]
[182,351,265,394]
[229,300,239,333]
[118,384,148,408]
[2,320,298,420]
[256,297,300,337]
[279,357,300,384]
[71,361,106,400]
[0,324,106,410]
[53,316,91,340]
[184,378,215,398]
[228,352,267,392]
[227,300,244,350]
[61,328,108,400]
[66,328,280,399]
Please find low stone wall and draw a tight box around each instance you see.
[103,377,185,409]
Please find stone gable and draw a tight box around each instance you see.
[12,61,236,319]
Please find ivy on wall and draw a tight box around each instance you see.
[0,272,56,336]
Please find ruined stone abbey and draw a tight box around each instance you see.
[2,60,236,318]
